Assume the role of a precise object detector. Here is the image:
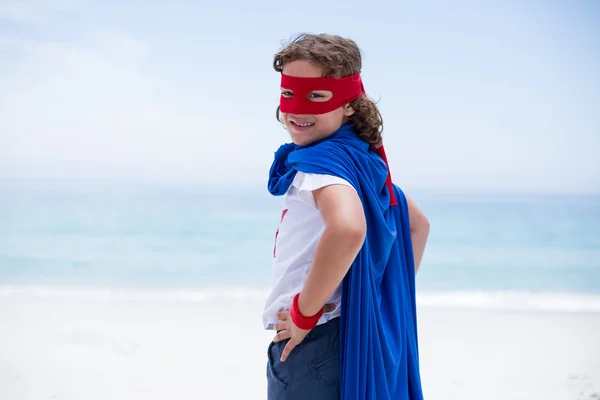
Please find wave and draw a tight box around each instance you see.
[0,284,270,303]
[1,285,599,313]
[415,290,600,313]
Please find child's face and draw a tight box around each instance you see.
[280,60,355,146]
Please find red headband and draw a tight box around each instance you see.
[280,73,364,115]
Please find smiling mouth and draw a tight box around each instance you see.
[290,121,315,128]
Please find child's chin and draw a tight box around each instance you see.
[290,135,316,146]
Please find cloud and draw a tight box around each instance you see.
[0,1,39,22]
[0,0,77,22]
[0,26,277,184]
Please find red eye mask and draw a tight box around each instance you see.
[280,73,365,115]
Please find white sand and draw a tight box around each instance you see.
[417,309,600,400]
[0,288,598,400]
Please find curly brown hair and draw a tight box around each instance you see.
[274,33,383,146]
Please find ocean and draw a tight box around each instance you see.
[1,180,599,311]
[2,180,600,400]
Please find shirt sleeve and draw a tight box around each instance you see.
[291,172,355,208]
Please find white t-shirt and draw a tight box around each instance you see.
[262,172,355,330]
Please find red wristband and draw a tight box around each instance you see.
[290,293,324,331]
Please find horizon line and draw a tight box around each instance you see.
[1,177,599,197]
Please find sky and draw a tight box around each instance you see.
[1,0,599,193]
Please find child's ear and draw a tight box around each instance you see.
[344,104,356,117]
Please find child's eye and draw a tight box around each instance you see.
[281,91,294,98]
[307,91,332,102]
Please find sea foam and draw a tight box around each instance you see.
[1,285,598,313]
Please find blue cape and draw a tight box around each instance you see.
[268,123,424,399]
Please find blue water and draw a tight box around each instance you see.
[1,180,599,310]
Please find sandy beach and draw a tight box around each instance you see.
[1,287,598,400]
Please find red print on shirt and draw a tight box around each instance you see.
[273,209,288,258]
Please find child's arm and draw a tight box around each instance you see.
[275,183,365,362]
[297,190,430,315]
[407,195,429,273]
[297,184,367,317]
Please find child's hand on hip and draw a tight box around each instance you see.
[272,303,336,363]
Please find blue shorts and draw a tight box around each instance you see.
[267,317,340,400]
